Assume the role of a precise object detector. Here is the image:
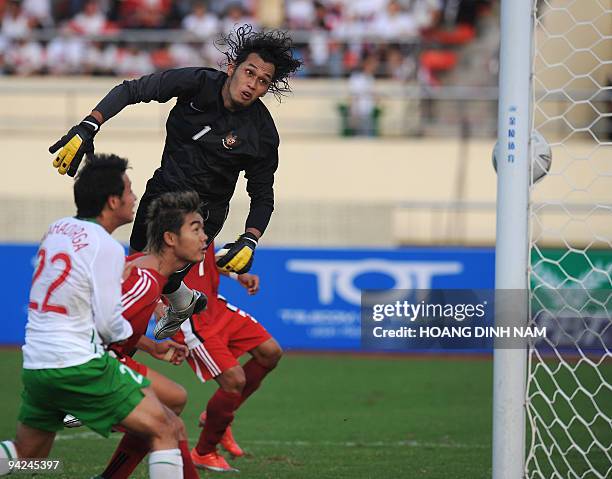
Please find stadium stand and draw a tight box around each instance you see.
[0,0,494,82]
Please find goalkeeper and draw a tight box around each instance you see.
[49,25,301,339]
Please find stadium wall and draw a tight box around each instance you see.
[0,78,607,247]
[1,135,605,247]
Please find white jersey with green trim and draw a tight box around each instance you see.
[22,217,133,369]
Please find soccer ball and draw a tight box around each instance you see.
[63,414,83,428]
[492,131,552,184]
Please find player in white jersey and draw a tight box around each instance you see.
[22,212,132,369]
[0,155,185,479]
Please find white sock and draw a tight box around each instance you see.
[0,440,18,476]
[149,448,183,479]
[164,282,193,311]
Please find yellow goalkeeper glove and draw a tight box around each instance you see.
[49,116,100,177]
[216,232,258,274]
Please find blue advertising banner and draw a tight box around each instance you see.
[3,244,38,346]
[1,244,495,349]
[219,247,495,351]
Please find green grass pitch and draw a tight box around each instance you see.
[0,350,494,478]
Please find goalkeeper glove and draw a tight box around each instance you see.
[49,115,100,177]
[216,232,258,274]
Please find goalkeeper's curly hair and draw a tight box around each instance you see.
[217,24,303,101]
[146,190,202,254]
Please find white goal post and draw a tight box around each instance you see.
[493,1,532,477]
[494,1,611,478]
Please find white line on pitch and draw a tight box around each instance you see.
[244,439,488,449]
[55,432,487,449]
[56,431,99,441]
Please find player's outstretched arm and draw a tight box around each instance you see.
[50,68,208,177]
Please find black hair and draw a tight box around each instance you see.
[217,24,303,101]
[74,154,128,218]
[146,191,202,254]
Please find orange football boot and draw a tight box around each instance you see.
[190,449,239,472]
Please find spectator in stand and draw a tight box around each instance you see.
[82,41,109,74]
[341,0,388,21]
[164,0,195,28]
[326,38,344,77]
[114,43,154,76]
[46,29,87,74]
[200,37,226,68]
[284,0,331,74]
[405,0,442,31]
[383,43,414,80]
[307,30,329,76]
[70,0,109,35]
[5,36,44,74]
[329,2,374,75]
[0,0,489,78]
[220,2,257,35]
[332,6,368,41]
[441,0,490,28]
[118,0,171,29]
[99,41,119,73]
[22,0,53,28]
[168,41,201,68]
[0,34,8,73]
[312,1,334,30]
[371,0,418,39]
[2,0,32,40]
[149,42,173,71]
[421,0,491,44]
[285,0,314,29]
[182,1,219,40]
[348,54,380,136]
[208,0,249,17]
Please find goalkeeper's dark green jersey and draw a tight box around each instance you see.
[94,67,279,247]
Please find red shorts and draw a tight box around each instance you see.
[185,305,271,383]
[116,354,149,377]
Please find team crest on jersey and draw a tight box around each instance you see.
[222,131,240,150]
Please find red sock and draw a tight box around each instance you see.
[179,439,198,479]
[195,390,241,455]
[239,358,273,406]
[101,433,149,479]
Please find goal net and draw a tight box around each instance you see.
[526,1,611,477]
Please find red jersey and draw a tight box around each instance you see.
[114,253,168,355]
[186,241,219,298]
[180,241,227,335]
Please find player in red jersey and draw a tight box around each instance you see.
[98,190,207,479]
[173,240,282,472]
